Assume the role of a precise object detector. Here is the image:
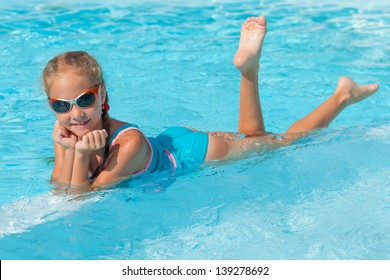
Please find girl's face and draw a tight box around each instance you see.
[48,72,105,138]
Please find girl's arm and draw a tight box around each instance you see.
[91,129,150,189]
[70,129,150,191]
[51,121,77,185]
[70,130,108,188]
[51,141,64,181]
[52,142,75,183]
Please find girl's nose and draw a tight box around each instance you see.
[70,105,85,117]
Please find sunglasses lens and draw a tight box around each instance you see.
[76,92,96,108]
[52,100,71,113]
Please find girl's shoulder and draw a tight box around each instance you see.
[108,118,144,147]
[108,118,135,133]
[107,118,150,166]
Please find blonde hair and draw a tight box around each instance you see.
[43,51,111,180]
[42,51,105,94]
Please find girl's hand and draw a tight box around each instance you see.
[53,121,77,150]
[75,129,108,155]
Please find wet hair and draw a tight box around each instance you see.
[42,51,110,180]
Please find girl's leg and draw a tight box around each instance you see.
[205,133,277,161]
[233,16,267,135]
[286,77,379,134]
[205,77,379,161]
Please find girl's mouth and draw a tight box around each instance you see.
[71,120,90,127]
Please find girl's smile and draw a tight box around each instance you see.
[71,119,90,127]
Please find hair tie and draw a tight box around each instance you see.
[102,103,110,112]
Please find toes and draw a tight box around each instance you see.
[246,21,259,30]
[257,15,267,26]
[363,83,379,94]
[242,16,267,30]
[243,17,256,26]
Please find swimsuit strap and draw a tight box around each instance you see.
[109,123,140,147]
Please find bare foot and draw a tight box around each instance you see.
[233,16,267,73]
[336,76,379,106]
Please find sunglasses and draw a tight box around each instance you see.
[48,85,100,114]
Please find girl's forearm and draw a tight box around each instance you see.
[55,148,75,184]
[71,151,92,189]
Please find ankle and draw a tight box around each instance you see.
[239,64,259,80]
[333,89,350,108]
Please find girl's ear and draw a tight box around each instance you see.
[100,84,107,103]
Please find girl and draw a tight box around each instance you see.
[43,16,379,193]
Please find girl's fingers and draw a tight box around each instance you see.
[55,125,73,140]
[55,126,66,141]
[60,127,69,137]
[54,126,77,149]
[81,129,107,150]
[83,132,92,146]
[98,129,108,146]
[95,130,108,148]
[76,134,91,152]
[90,131,100,148]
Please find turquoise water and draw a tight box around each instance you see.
[0,0,389,259]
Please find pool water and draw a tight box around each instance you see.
[0,0,389,259]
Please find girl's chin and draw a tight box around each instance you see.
[68,127,91,138]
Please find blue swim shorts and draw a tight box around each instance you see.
[155,126,209,169]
